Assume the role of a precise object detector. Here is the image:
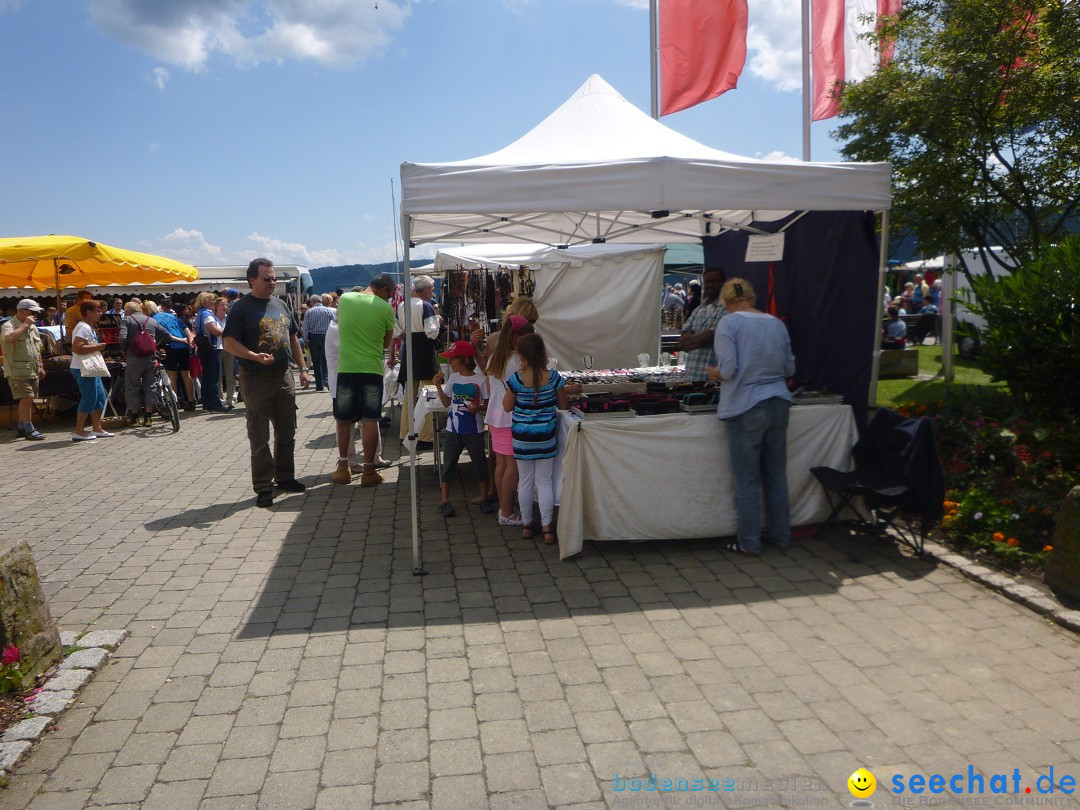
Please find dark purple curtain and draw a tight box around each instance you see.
[703,211,880,426]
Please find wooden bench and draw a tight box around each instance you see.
[879,348,919,378]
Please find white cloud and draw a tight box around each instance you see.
[612,0,648,9]
[151,66,170,89]
[755,149,799,162]
[87,0,411,72]
[147,142,161,153]
[158,228,238,264]
[247,232,345,267]
[746,0,803,92]
[0,0,23,13]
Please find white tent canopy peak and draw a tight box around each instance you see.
[401,74,892,246]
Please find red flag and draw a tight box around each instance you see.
[660,0,748,116]
[813,0,903,121]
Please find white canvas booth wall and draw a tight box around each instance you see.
[433,243,665,371]
[398,74,892,571]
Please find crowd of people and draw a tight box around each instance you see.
[881,272,943,349]
[5,261,799,556]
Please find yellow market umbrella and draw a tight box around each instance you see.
[0,235,199,292]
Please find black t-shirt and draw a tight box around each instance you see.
[222,294,297,376]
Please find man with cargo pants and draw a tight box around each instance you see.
[223,258,312,508]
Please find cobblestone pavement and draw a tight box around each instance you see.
[1,391,1078,809]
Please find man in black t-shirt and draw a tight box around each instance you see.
[222,259,312,508]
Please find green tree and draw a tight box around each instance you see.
[835,0,1080,285]
[965,235,1080,420]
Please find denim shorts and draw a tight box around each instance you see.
[334,372,383,422]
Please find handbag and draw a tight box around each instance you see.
[81,350,111,378]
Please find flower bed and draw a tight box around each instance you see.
[897,399,1080,572]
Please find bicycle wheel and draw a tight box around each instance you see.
[158,370,181,432]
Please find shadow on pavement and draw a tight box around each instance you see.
[219,440,940,639]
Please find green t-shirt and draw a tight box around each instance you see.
[337,292,395,375]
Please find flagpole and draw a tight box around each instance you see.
[801,0,812,160]
[650,0,659,119]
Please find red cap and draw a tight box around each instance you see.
[439,340,476,359]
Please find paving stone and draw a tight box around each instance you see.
[59,647,110,671]
[0,740,32,771]
[29,690,75,715]
[485,751,541,792]
[3,716,53,743]
[59,631,80,648]
[373,761,428,803]
[41,668,94,693]
[77,629,130,650]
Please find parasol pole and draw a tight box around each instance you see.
[53,259,63,335]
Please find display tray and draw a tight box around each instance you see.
[680,403,718,414]
[793,394,844,406]
[569,407,635,420]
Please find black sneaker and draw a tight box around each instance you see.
[127,413,140,426]
[142,415,152,427]
[184,402,197,412]
[25,430,45,441]
[478,499,496,515]
[275,479,306,492]
[439,501,455,517]
[255,490,274,508]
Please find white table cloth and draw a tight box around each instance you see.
[556,404,858,558]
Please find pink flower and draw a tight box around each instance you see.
[2,646,20,665]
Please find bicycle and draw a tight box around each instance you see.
[150,359,180,433]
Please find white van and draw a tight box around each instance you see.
[194,265,313,312]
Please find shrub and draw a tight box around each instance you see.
[897,398,1080,570]
[965,236,1080,420]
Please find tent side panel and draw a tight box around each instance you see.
[703,211,879,426]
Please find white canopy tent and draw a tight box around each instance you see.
[398,74,893,572]
[434,243,666,371]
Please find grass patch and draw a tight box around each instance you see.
[876,343,1006,409]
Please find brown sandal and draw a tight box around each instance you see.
[542,527,556,545]
[522,527,535,539]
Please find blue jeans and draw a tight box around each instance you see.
[200,349,223,410]
[727,397,791,553]
[70,368,106,413]
[307,333,327,391]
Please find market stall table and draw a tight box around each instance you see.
[556,403,859,559]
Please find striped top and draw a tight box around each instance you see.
[507,369,565,460]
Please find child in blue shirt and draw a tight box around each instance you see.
[432,341,494,517]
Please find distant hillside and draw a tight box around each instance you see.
[309,261,404,294]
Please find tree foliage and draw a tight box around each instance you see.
[965,235,1080,420]
[835,0,1080,280]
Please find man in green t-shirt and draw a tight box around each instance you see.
[332,275,396,487]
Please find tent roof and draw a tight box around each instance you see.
[433,242,665,272]
[401,75,891,247]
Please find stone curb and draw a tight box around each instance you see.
[919,538,1078,634]
[0,627,128,779]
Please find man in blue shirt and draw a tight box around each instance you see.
[153,298,196,410]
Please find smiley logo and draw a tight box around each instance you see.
[848,768,877,798]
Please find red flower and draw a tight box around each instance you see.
[2,646,20,666]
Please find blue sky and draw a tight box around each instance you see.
[1,0,847,268]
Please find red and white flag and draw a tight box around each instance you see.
[812,0,902,121]
[660,0,748,116]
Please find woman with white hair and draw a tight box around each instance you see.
[389,274,441,448]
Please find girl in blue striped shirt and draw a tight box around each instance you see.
[503,333,568,545]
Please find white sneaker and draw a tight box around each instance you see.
[374,456,392,469]
[90,430,114,438]
[71,432,97,441]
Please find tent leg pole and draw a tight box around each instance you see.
[868,209,889,410]
[402,221,425,577]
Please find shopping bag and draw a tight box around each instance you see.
[81,351,111,378]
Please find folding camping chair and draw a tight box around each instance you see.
[810,407,945,559]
